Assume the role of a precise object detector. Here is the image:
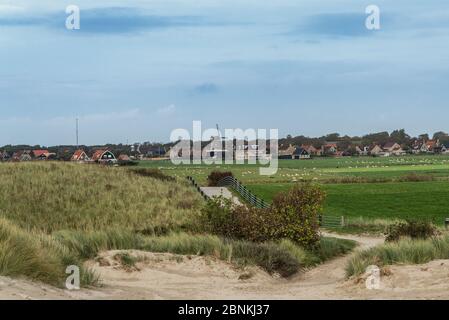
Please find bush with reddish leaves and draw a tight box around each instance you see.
[207,171,234,186]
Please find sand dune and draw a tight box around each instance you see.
[2,234,449,300]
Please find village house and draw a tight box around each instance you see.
[278,145,310,160]
[301,145,322,156]
[356,146,370,156]
[31,149,56,160]
[71,149,90,162]
[321,143,338,156]
[382,142,406,156]
[411,139,440,154]
[278,145,296,159]
[32,149,49,160]
[293,147,311,159]
[369,145,384,156]
[426,140,440,153]
[441,142,449,154]
[91,149,117,164]
[12,150,32,162]
[0,151,10,161]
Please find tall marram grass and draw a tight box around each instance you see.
[346,235,449,277]
[0,218,98,287]
[0,162,202,233]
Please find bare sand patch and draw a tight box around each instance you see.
[2,234,449,300]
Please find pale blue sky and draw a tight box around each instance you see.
[1,0,448,145]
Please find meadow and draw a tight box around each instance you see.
[138,155,449,224]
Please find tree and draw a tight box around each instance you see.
[390,129,411,145]
[433,131,448,141]
[325,133,340,141]
[419,133,429,141]
[361,131,389,146]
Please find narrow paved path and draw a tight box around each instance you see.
[199,186,242,205]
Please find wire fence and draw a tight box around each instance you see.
[319,215,346,228]
[190,175,347,226]
[186,176,210,201]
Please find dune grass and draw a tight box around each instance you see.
[56,229,356,277]
[0,218,98,287]
[0,162,356,286]
[346,235,449,277]
[0,162,202,233]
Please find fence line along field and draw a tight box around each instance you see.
[137,155,449,224]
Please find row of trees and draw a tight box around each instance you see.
[281,129,449,150]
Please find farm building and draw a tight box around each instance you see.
[71,149,90,162]
[91,149,117,163]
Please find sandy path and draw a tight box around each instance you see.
[3,232,449,300]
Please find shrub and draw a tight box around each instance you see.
[130,168,175,182]
[385,220,439,242]
[271,183,325,248]
[207,171,233,186]
[200,183,325,248]
[199,196,236,237]
[397,173,434,182]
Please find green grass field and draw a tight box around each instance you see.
[138,155,449,224]
[247,181,449,223]
[138,155,449,184]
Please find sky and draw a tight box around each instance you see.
[1,0,449,145]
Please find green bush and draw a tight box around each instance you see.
[207,171,233,186]
[385,220,439,242]
[271,183,325,247]
[200,183,325,247]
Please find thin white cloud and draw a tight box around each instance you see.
[157,104,176,115]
